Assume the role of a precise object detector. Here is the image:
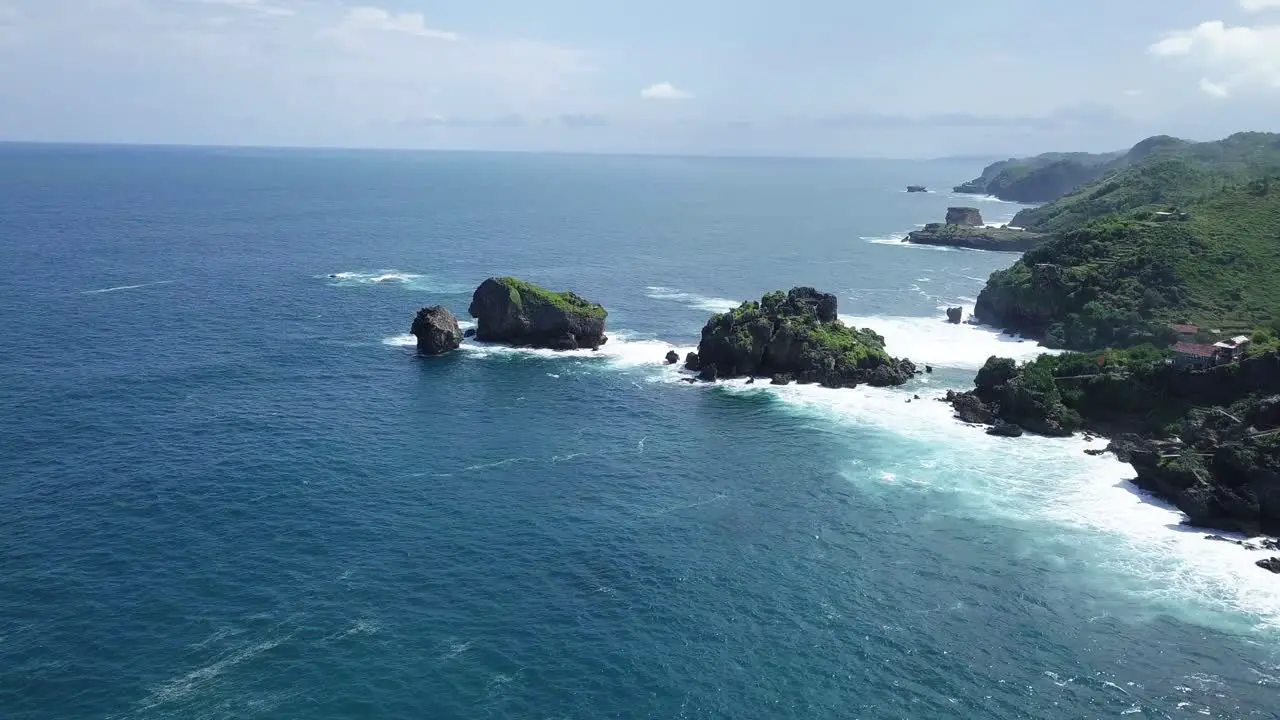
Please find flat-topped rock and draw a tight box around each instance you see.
[945,207,984,226]
[468,277,608,350]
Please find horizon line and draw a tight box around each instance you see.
[0,138,1008,164]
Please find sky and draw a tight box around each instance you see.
[1,0,1279,157]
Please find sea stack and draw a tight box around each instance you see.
[945,207,984,227]
[684,287,916,388]
[410,306,463,355]
[946,307,963,324]
[468,277,608,350]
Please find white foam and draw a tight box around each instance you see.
[841,311,1053,369]
[325,270,469,294]
[460,331,691,368]
[382,334,416,347]
[706,379,1280,630]
[860,232,957,251]
[949,193,1021,204]
[645,286,740,313]
[82,280,174,294]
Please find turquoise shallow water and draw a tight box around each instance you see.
[2,145,1278,719]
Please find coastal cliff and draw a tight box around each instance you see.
[954,151,1124,203]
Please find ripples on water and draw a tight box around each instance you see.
[1,146,1276,719]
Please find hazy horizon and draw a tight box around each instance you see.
[2,0,1278,158]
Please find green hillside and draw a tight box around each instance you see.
[1011,132,1280,233]
[975,178,1280,349]
[953,150,1124,203]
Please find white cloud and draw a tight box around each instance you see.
[332,6,458,41]
[1199,77,1230,97]
[1240,0,1280,12]
[1123,88,1143,96]
[196,0,295,17]
[640,82,692,100]
[1149,19,1280,96]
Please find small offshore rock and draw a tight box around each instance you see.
[925,365,934,374]
[463,328,477,339]
[946,307,963,324]
[1257,557,1280,574]
[410,305,463,355]
[745,376,756,385]
[665,350,680,364]
[684,352,701,371]
[770,374,793,386]
[698,365,719,382]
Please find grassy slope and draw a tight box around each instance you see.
[497,277,608,320]
[1012,132,1280,233]
[977,179,1280,348]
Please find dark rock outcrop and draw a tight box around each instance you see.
[410,306,463,355]
[463,328,477,339]
[945,207,984,227]
[684,352,700,370]
[905,224,1047,252]
[771,374,793,386]
[683,287,916,388]
[986,423,1024,437]
[906,185,928,193]
[1258,558,1280,574]
[946,307,963,324]
[944,356,1077,437]
[468,277,607,350]
[664,350,680,365]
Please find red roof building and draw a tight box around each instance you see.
[1173,341,1217,369]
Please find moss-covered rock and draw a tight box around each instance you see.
[687,287,916,387]
[468,277,608,350]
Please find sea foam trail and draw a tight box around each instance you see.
[325,270,471,294]
[82,280,174,294]
[645,286,740,313]
[385,330,693,368]
[708,379,1280,631]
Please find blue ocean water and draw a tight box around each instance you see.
[1,144,1278,719]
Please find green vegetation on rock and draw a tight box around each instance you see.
[976,177,1280,349]
[495,276,608,320]
[1010,132,1280,233]
[688,287,913,387]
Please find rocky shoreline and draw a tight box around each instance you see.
[942,352,1280,573]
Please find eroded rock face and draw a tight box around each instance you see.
[468,277,607,350]
[684,287,915,388]
[947,307,963,324]
[945,207,984,227]
[410,306,463,355]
